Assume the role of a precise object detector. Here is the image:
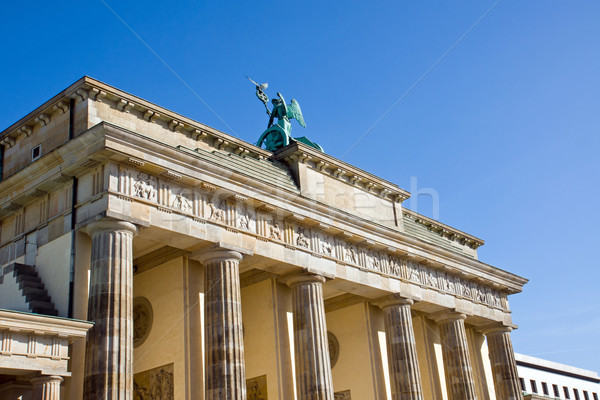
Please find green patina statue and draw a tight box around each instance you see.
[247,76,323,153]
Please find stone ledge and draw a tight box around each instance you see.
[0,309,92,338]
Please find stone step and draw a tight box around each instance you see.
[29,300,58,316]
[25,292,52,303]
[18,279,44,290]
[21,286,47,297]
[13,263,38,277]
[10,263,60,317]
[16,273,42,284]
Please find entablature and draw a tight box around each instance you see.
[0,123,527,300]
[403,208,484,250]
[274,142,411,203]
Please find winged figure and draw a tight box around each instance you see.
[248,77,322,152]
[257,92,307,152]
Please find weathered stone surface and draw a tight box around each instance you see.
[31,375,63,400]
[483,326,523,400]
[196,248,246,400]
[286,272,334,400]
[83,220,137,400]
[432,311,478,400]
[378,295,424,400]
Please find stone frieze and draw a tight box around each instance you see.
[115,164,508,311]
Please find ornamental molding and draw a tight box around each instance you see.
[74,78,272,161]
[0,76,272,163]
[274,142,411,203]
[109,162,512,311]
[0,121,526,296]
[403,208,484,250]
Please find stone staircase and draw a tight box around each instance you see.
[10,263,58,316]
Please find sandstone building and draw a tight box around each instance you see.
[0,77,528,399]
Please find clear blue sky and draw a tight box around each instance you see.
[1,1,599,371]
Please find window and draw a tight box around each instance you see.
[554,385,560,397]
[592,393,598,400]
[31,145,41,161]
[584,391,590,400]
[574,389,581,400]
[519,378,526,392]
[565,387,571,399]
[542,382,549,395]
[531,380,538,394]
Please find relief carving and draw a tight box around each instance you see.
[296,227,310,248]
[328,332,340,367]
[490,290,502,308]
[269,220,283,241]
[320,235,333,256]
[209,202,227,223]
[134,173,157,200]
[133,363,174,400]
[424,269,438,288]
[459,280,472,298]
[476,285,487,303]
[344,243,358,264]
[246,375,268,400]
[387,256,403,276]
[171,192,192,212]
[407,262,421,283]
[368,251,381,271]
[237,206,255,231]
[238,213,249,230]
[133,297,153,347]
[334,390,351,400]
[441,273,455,294]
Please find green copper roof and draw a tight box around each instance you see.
[178,145,299,192]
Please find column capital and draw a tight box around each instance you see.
[480,324,516,336]
[30,375,64,385]
[280,271,327,287]
[429,310,467,324]
[376,293,415,310]
[84,219,137,237]
[190,242,252,265]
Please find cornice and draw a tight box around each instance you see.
[0,124,108,218]
[101,124,527,293]
[0,122,528,294]
[273,142,411,203]
[0,76,273,161]
[403,208,485,250]
[0,309,92,338]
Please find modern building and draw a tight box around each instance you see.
[516,353,600,400]
[0,77,529,399]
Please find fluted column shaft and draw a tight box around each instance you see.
[433,312,478,400]
[31,376,63,400]
[379,296,424,400]
[84,220,137,400]
[287,273,334,400]
[198,249,246,400]
[484,327,523,400]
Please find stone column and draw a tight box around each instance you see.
[286,272,334,400]
[31,375,63,400]
[196,248,246,400]
[432,311,478,400]
[483,326,523,400]
[378,295,424,400]
[83,220,137,400]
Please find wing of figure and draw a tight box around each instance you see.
[287,99,306,128]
